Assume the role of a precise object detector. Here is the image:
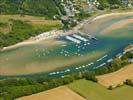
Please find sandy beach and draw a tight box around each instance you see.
[93,12,133,21]
[101,18,133,34]
[0,30,67,51]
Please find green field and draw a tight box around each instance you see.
[68,79,133,100]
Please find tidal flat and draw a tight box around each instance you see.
[0,13,133,77]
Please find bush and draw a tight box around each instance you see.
[108,85,113,90]
[124,79,133,86]
[83,72,97,82]
[110,4,120,9]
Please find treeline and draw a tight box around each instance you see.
[0,72,98,100]
[0,0,58,18]
[0,75,79,100]
[0,51,133,100]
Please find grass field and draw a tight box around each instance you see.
[68,79,133,100]
[0,15,61,34]
[97,64,133,87]
[0,15,61,25]
[17,86,85,100]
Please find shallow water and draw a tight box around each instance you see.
[0,13,133,77]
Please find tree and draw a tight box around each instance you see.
[124,79,133,86]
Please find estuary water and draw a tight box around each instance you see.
[0,13,133,77]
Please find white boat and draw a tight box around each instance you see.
[66,36,81,44]
[107,59,113,63]
[56,72,59,74]
[97,55,108,62]
[95,63,106,69]
[82,65,85,68]
[76,67,79,70]
[73,34,88,42]
[90,62,94,65]
[87,42,90,45]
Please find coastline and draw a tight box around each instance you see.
[1,11,133,52]
[92,12,133,21]
[0,30,65,51]
[124,44,133,52]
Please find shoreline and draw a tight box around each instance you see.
[92,12,133,21]
[0,30,65,51]
[124,44,133,52]
[1,11,133,52]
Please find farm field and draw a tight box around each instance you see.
[97,64,133,87]
[0,14,61,34]
[17,86,85,100]
[68,79,133,100]
[0,15,61,26]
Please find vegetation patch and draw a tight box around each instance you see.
[68,79,133,100]
[0,15,61,48]
[0,0,58,18]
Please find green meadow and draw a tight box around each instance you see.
[68,79,133,100]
